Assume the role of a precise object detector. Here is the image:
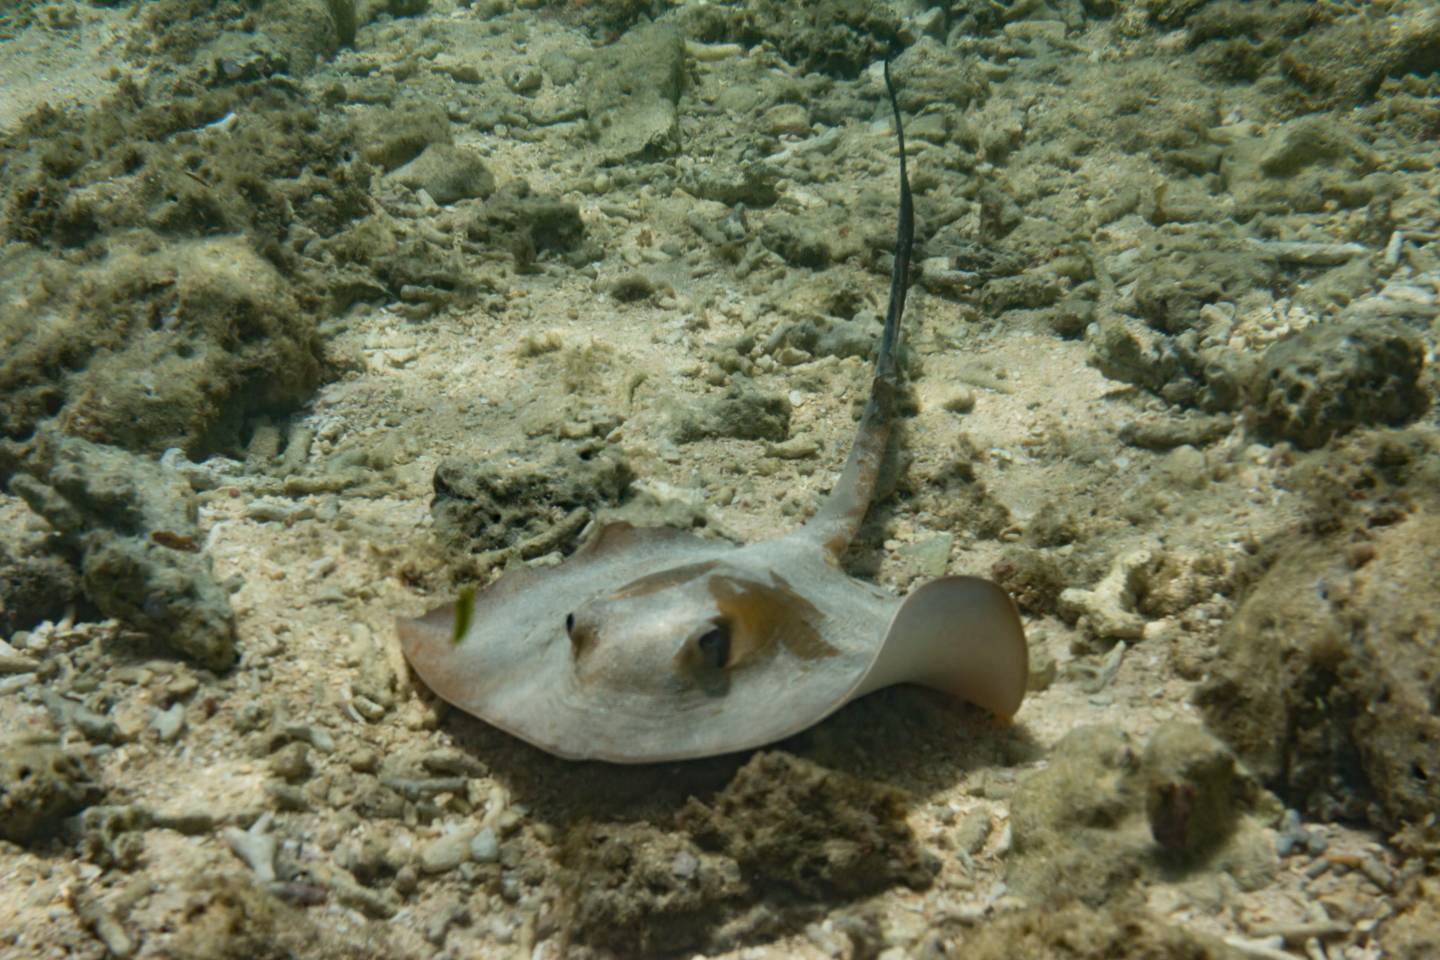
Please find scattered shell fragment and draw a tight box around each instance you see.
[223,814,277,883]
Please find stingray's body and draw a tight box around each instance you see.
[399,65,1029,763]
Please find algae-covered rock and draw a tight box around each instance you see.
[560,822,745,955]
[684,0,902,79]
[902,436,1013,542]
[1247,318,1428,450]
[1057,548,1153,643]
[80,535,238,671]
[0,543,80,637]
[386,143,494,205]
[761,313,885,365]
[1,237,323,458]
[1087,313,1185,396]
[1382,877,1440,960]
[889,37,988,115]
[1220,116,1380,217]
[120,0,350,78]
[678,751,937,900]
[430,446,633,556]
[1118,414,1233,451]
[679,162,781,208]
[168,873,395,960]
[759,213,833,270]
[1278,3,1440,109]
[462,181,589,264]
[1132,242,1273,336]
[668,376,791,444]
[989,546,1068,617]
[1087,308,1255,414]
[1009,724,1276,906]
[561,752,931,954]
[358,0,428,20]
[584,24,684,164]
[1350,514,1440,828]
[255,0,351,73]
[951,900,1246,959]
[0,73,365,463]
[1197,500,1440,829]
[1143,721,1243,858]
[1008,726,1149,905]
[8,436,237,670]
[0,741,102,846]
[352,102,451,172]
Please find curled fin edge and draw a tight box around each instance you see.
[854,576,1029,720]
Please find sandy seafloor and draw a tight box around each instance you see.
[1,1,1439,958]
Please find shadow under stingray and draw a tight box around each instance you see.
[436,681,1040,828]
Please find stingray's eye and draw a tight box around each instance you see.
[696,622,731,671]
[566,613,593,657]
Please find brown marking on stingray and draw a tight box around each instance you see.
[568,618,598,658]
[609,560,720,600]
[708,573,837,665]
[822,527,851,561]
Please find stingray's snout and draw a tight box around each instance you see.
[562,591,734,699]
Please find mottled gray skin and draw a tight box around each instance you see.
[399,64,1028,763]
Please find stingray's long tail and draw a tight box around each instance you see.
[875,59,913,390]
[802,59,915,560]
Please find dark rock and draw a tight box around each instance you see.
[464,181,588,263]
[8,436,237,670]
[559,822,744,955]
[1248,318,1428,450]
[0,741,102,846]
[678,751,936,900]
[0,547,81,636]
[1,237,323,459]
[1197,499,1440,831]
[668,377,790,444]
[430,447,632,555]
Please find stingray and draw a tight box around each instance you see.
[398,64,1029,763]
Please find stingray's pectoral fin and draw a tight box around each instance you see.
[858,576,1029,720]
[396,604,461,686]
